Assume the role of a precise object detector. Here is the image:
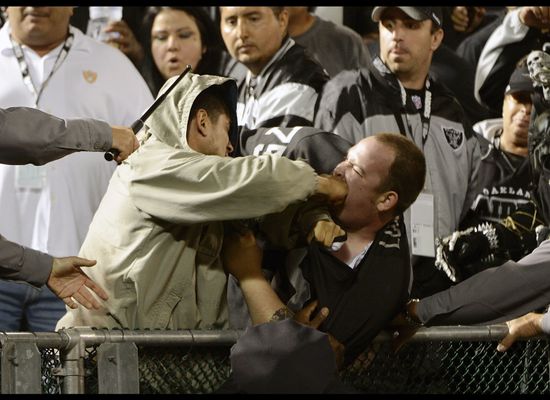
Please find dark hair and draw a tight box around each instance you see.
[375,133,426,215]
[141,7,225,95]
[429,20,440,34]
[270,7,285,18]
[188,85,231,130]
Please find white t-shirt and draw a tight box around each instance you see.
[0,23,154,256]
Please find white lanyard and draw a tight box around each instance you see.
[398,78,432,148]
[9,32,74,107]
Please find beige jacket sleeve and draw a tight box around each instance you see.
[128,138,319,223]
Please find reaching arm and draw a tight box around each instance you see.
[474,7,550,113]
[0,234,52,287]
[222,230,293,324]
[222,229,344,367]
[0,107,137,165]
[129,139,346,225]
[0,234,109,310]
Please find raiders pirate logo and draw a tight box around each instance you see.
[443,127,464,150]
[82,70,97,84]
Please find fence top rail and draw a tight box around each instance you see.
[0,331,68,348]
[0,324,545,349]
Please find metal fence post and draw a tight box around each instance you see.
[1,340,41,394]
[58,330,86,394]
[97,342,139,393]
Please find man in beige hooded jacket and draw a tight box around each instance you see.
[56,72,346,330]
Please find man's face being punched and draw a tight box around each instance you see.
[331,137,395,230]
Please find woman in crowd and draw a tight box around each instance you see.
[141,7,233,96]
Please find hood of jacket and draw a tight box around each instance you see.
[143,72,238,150]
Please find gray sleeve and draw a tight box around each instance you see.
[541,310,550,336]
[0,107,112,165]
[417,239,550,326]
[0,234,52,287]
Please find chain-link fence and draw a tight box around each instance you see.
[1,326,549,394]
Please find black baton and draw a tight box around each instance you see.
[105,65,192,161]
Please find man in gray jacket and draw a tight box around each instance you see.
[315,7,481,298]
[1,106,137,309]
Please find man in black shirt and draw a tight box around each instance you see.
[229,132,426,366]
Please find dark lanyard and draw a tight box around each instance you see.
[10,31,74,107]
[394,79,432,148]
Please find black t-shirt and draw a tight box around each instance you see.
[298,217,411,366]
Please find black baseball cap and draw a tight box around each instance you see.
[372,7,443,29]
[505,64,535,95]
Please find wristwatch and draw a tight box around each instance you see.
[403,298,423,327]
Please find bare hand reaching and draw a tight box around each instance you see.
[47,257,109,310]
[497,312,544,352]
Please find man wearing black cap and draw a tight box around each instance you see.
[315,7,482,299]
[371,6,443,29]
[434,63,541,282]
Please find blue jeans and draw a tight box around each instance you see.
[0,280,66,332]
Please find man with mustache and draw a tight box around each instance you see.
[315,7,482,299]
[219,6,328,155]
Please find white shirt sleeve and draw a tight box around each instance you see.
[474,8,529,106]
